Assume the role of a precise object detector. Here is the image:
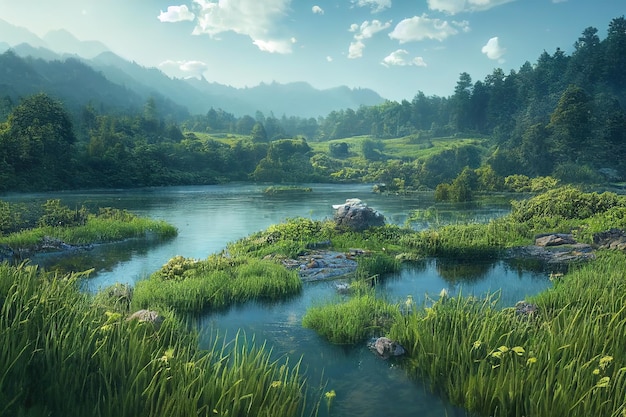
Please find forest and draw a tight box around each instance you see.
[0,16,625,192]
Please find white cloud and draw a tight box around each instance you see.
[253,39,293,53]
[352,0,392,13]
[481,36,506,62]
[192,0,293,54]
[348,40,366,59]
[158,5,195,23]
[326,56,333,62]
[382,49,427,67]
[159,59,208,78]
[348,19,392,59]
[312,5,324,14]
[427,0,514,14]
[389,14,468,43]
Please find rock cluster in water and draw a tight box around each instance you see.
[282,250,361,282]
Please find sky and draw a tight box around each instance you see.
[0,0,624,102]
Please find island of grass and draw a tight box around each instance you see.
[0,199,178,261]
[263,185,313,194]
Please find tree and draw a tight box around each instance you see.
[451,72,473,131]
[548,85,592,164]
[566,26,602,88]
[251,122,268,143]
[236,115,256,135]
[604,16,626,90]
[3,93,76,188]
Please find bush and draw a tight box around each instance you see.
[509,186,625,223]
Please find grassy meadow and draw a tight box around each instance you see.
[0,263,311,417]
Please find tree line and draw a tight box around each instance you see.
[0,16,624,192]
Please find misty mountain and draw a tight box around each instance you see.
[43,29,110,59]
[0,19,46,49]
[0,19,386,118]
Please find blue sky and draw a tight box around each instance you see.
[0,0,623,101]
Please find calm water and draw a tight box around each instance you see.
[4,183,552,417]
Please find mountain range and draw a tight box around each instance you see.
[0,19,385,119]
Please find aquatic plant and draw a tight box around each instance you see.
[302,292,400,344]
[388,251,626,417]
[355,252,400,279]
[0,262,312,417]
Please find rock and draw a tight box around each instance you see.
[369,337,406,358]
[535,233,576,247]
[283,250,359,282]
[506,232,595,265]
[127,309,164,329]
[593,228,626,250]
[514,301,538,317]
[332,198,385,231]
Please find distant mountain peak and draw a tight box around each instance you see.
[43,28,110,59]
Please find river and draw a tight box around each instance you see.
[3,183,553,417]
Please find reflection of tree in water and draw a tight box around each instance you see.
[435,257,497,284]
[503,257,568,276]
[28,239,156,275]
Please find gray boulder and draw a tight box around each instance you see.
[332,198,385,231]
[369,337,406,358]
[127,309,164,329]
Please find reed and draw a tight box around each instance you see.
[388,251,626,417]
[302,291,400,344]
[0,262,311,417]
[355,252,400,279]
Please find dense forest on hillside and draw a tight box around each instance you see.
[0,16,625,192]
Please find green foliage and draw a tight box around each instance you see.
[0,201,21,235]
[0,93,76,190]
[263,185,312,194]
[552,163,604,184]
[0,202,177,250]
[389,251,626,417]
[38,199,89,228]
[228,217,333,258]
[509,186,625,223]
[328,141,349,158]
[355,253,401,279]
[0,263,309,417]
[504,175,560,192]
[132,255,302,313]
[302,292,401,344]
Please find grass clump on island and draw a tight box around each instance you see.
[132,254,302,313]
[0,262,312,417]
[263,185,313,194]
[0,199,177,252]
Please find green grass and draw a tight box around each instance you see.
[132,255,302,313]
[302,291,401,345]
[0,262,312,417]
[387,251,626,417]
[0,214,177,251]
[307,135,485,161]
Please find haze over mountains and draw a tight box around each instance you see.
[0,19,385,119]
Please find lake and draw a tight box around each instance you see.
[4,183,553,417]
